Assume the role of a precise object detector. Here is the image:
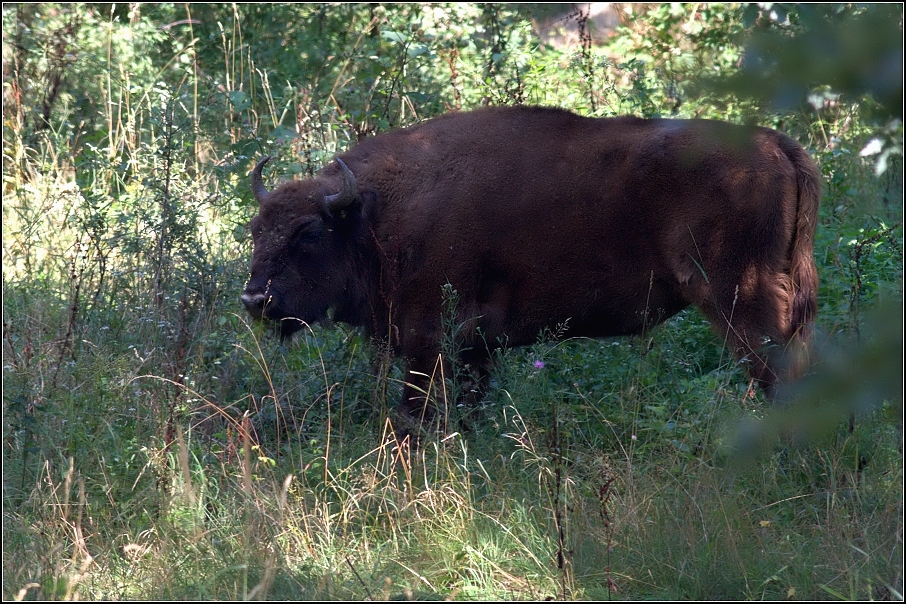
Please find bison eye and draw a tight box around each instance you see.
[292,220,323,247]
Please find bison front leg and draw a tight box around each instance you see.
[395,350,493,442]
[393,353,453,442]
[398,364,442,423]
[391,309,494,440]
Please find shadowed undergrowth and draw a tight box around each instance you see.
[3,3,902,600]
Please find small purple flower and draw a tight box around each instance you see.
[533,360,545,369]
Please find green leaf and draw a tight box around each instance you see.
[402,91,433,104]
[230,138,260,160]
[380,30,408,44]
[228,90,250,111]
[269,125,297,143]
[406,44,429,58]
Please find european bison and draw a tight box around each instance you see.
[241,105,819,428]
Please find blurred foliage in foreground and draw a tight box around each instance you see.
[2,3,903,601]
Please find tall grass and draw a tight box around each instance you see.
[3,3,903,600]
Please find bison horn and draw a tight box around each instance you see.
[324,157,358,210]
[251,156,272,203]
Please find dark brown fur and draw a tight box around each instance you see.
[242,106,820,421]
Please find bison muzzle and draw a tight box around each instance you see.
[242,106,820,432]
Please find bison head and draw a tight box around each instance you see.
[241,156,364,339]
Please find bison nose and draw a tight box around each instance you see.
[241,292,268,317]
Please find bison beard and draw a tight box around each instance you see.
[241,105,819,437]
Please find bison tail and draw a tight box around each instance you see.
[785,137,821,368]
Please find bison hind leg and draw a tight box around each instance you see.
[696,268,807,398]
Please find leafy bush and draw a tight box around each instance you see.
[3,3,902,600]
